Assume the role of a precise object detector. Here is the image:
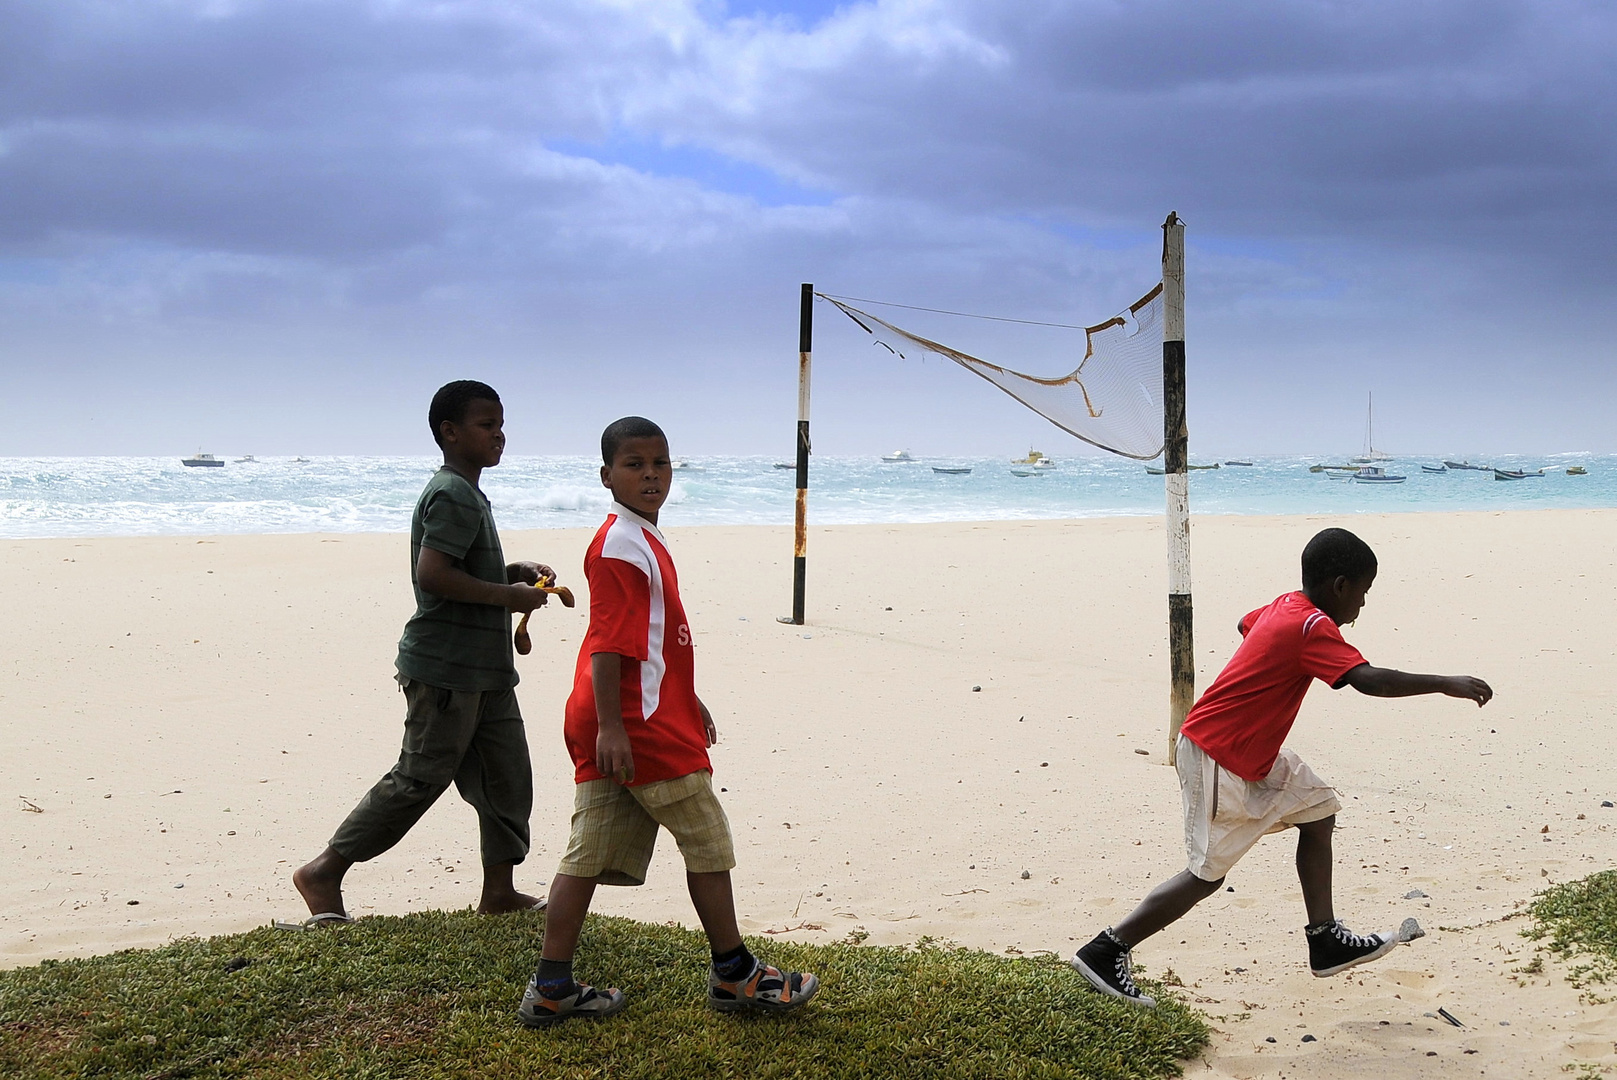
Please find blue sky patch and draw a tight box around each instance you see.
[550,134,838,208]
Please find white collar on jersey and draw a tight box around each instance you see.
[609,501,667,542]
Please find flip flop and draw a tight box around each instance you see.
[273,912,355,931]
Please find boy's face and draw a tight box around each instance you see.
[602,435,672,520]
[440,398,505,468]
[1322,569,1375,625]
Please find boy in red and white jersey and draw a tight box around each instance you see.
[518,417,818,1027]
[1072,528,1493,1008]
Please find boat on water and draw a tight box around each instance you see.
[1012,449,1053,466]
[881,449,916,463]
[1187,462,1221,470]
[1352,466,1406,484]
[1009,468,1045,478]
[772,462,795,470]
[1223,460,1254,467]
[1350,392,1394,464]
[1494,469,1544,481]
[670,460,704,472]
[235,455,257,463]
[181,453,224,468]
[932,466,972,475]
[1309,464,1360,474]
[1568,466,1589,476]
[293,457,311,464]
[1442,460,1489,471]
[1421,464,1448,473]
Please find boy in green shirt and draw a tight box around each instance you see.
[292,381,553,923]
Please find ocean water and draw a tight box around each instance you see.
[1,454,1613,539]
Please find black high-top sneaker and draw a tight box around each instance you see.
[1307,919,1401,976]
[1071,929,1156,1008]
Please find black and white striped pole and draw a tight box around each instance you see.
[780,282,812,626]
[1162,213,1194,764]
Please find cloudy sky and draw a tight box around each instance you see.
[2,0,1613,458]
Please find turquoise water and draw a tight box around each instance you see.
[0,454,1612,538]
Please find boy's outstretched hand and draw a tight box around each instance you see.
[1443,676,1493,707]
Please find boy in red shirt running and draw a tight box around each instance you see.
[1072,528,1492,1008]
[517,416,819,1027]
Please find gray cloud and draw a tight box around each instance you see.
[0,0,1613,455]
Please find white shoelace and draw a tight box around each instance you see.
[1330,922,1379,949]
[1115,952,1141,996]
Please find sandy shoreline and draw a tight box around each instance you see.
[3,510,1615,1077]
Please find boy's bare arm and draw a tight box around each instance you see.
[591,652,635,783]
[1342,663,1493,706]
[416,545,544,612]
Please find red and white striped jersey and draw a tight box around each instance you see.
[563,503,710,786]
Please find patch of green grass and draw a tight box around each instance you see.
[0,911,1207,1079]
[1524,868,1617,990]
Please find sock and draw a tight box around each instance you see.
[711,943,756,980]
[534,957,575,998]
[1100,927,1130,951]
[1305,921,1337,935]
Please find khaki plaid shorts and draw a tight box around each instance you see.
[557,770,735,886]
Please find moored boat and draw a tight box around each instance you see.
[1443,460,1489,470]
[881,449,916,463]
[1421,464,1448,473]
[1568,466,1588,476]
[1223,460,1254,467]
[181,453,224,468]
[932,466,972,475]
[1352,466,1406,483]
[1494,469,1544,481]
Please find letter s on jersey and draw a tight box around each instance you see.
[677,624,691,647]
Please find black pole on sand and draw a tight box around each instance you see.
[780,283,813,626]
[1162,214,1193,764]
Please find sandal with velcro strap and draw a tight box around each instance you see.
[707,962,819,1013]
[517,978,627,1028]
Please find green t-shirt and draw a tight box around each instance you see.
[395,467,517,692]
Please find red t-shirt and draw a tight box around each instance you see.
[1179,591,1367,781]
[563,504,711,786]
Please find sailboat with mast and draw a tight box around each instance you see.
[1350,392,1393,464]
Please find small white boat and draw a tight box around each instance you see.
[1009,468,1044,478]
[773,462,795,470]
[932,466,972,475]
[181,452,224,468]
[235,455,257,463]
[881,449,916,463]
[670,460,704,472]
[1352,466,1406,484]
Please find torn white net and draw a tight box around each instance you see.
[821,284,1165,460]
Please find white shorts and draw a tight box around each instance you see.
[1178,734,1341,882]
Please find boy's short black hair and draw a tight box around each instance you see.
[429,381,501,447]
[1301,527,1377,588]
[601,416,666,466]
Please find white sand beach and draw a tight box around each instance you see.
[3,510,1614,1078]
